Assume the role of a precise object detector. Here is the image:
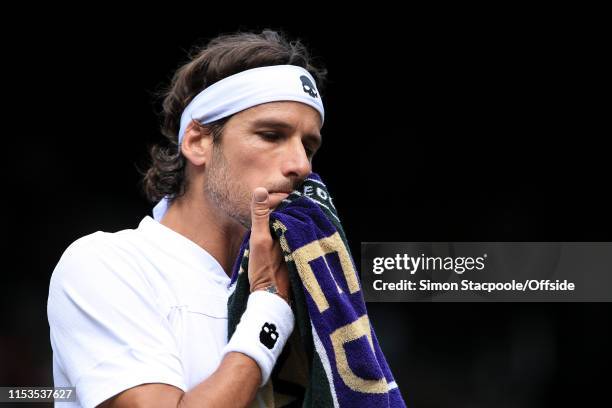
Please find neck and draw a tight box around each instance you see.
[159,190,247,277]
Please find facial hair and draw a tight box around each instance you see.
[203,143,253,229]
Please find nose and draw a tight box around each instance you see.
[280,137,312,182]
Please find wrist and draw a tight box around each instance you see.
[221,291,295,386]
[251,282,291,305]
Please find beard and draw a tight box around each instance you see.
[203,143,253,229]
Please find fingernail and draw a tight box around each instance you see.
[254,189,268,203]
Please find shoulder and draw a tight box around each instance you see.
[49,225,147,295]
[47,223,164,328]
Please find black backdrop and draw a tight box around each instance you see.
[2,12,609,408]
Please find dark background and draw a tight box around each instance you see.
[2,10,609,408]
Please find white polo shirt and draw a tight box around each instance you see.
[47,216,234,407]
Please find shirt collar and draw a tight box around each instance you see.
[137,215,231,286]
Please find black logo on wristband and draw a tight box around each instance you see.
[260,322,279,349]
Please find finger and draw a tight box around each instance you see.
[250,187,271,237]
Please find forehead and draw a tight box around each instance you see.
[231,101,323,130]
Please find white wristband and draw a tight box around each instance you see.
[221,290,295,386]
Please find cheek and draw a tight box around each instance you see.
[234,149,279,177]
[223,137,284,188]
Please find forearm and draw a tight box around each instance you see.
[178,352,261,408]
[178,291,294,408]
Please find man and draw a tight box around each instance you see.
[48,29,327,407]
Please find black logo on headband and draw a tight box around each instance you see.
[300,75,318,98]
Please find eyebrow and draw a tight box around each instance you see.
[250,118,322,149]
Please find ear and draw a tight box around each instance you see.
[180,120,213,167]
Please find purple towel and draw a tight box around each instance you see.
[227,173,406,407]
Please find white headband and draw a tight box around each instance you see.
[178,64,324,145]
[153,64,325,221]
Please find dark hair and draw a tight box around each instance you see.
[140,29,328,204]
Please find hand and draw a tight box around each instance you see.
[247,187,291,304]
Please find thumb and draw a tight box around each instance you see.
[250,187,271,236]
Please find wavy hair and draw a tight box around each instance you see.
[140,29,328,204]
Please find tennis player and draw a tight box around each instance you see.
[47,29,326,408]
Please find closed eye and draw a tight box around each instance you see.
[258,132,317,158]
[258,132,283,140]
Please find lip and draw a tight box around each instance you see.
[269,192,290,207]
[269,192,290,200]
